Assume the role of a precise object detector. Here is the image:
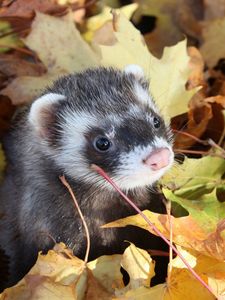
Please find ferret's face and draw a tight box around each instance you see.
[29,66,174,191]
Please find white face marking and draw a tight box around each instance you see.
[54,109,173,191]
[124,64,145,78]
[112,139,174,191]
[106,126,116,139]
[134,83,158,113]
[53,110,99,181]
[129,104,155,125]
[29,93,65,130]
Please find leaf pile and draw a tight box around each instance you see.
[0,0,225,299]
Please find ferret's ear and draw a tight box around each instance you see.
[29,93,65,138]
[124,64,144,78]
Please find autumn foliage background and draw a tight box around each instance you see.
[0,0,225,299]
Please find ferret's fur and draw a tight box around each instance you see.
[0,66,174,291]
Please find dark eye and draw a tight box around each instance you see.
[95,137,111,151]
[153,117,161,129]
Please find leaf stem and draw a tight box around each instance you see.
[59,175,90,264]
[91,164,215,297]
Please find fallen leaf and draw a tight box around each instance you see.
[120,243,155,290]
[24,12,99,74]
[2,74,59,105]
[200,18,225,68]
[83,4,138,43]
[87,254,123,293]
[204,0,225,20]
[187,47,205,90]
[133,0,183,57]
[0,53,45,77]
[0,0,66,19]
[94,12,199,119]
[162,156,225,196]
[0,243,88,300]
[1,12,100,104]
[206,95,225,108]
[167,247,225,299]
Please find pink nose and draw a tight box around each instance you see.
[144,148,171,171]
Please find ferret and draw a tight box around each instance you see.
[0,65,174,291]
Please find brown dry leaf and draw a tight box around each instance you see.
[173,87,225,149]
[200,18,225,68]
[171,47,210,148]
[173,92,213,149]
[1,12,100,104]
[134,0,202,58]
[174,0,203,40]
[206,95,225,108]
[204,0,225,20]
[0,0,67,19]
[187,47,205,90]
[2,74,59,105]
[133,0,183,58]
[0,53,46,77]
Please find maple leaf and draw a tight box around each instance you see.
[1,12,100,104]
[94,12,200,120]
[0,243,157,299]
[103,156,225,260]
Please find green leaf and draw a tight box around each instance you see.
[162,156,225,199]
[0,21,22,52]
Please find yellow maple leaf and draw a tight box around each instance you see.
[94,12,200,119]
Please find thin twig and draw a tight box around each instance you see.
[91,164,215,297]
[173,129,225,158]
[208,138,225,155]
[172,129,209,145]
[217,127,225,147]
[174,149,208,155]
[59,175,90,264]
[165,200,173,284]
[174,148,225,159]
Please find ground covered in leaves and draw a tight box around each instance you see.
[0,0,225,299]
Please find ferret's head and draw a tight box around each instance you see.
[29,66,174,191]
